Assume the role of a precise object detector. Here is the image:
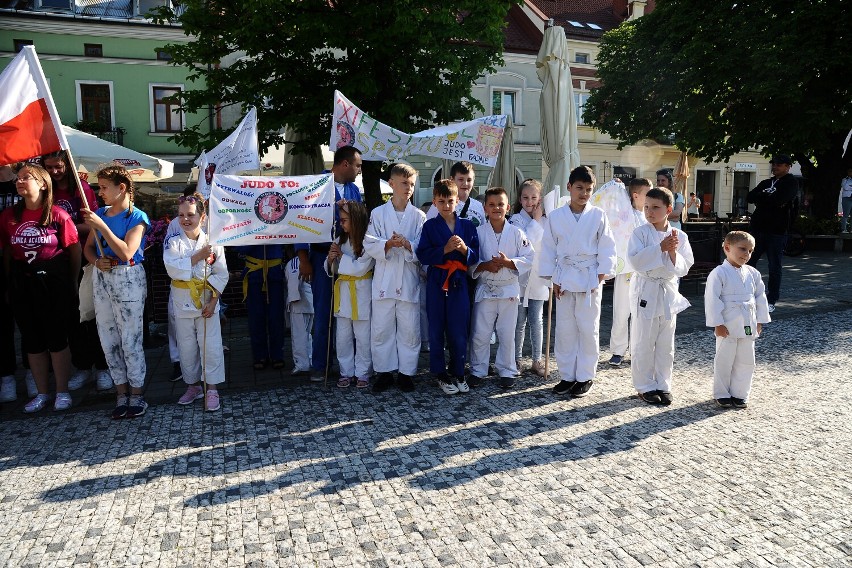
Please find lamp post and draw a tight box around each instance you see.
[601,160,610,182]
[725,165,733,186]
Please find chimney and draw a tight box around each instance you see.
[628,0,647,20]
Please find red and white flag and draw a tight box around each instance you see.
[0,46,69,166]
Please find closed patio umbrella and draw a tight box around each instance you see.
[673,151,690,223]
[490,115,516,202]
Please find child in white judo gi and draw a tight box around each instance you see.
[364,164,426,393]
[704,231,770,409]
[608,178,651,367]
[540,166,617,398]
[285,255,313,376]
[628,187,694,406]
[470,187,534,389]
[163,193,229,411]
[326,200,374,388]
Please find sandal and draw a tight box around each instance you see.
[337,377,351,388]
[253,360,268,371]
[271,360,285,370]
[356,378,370,389]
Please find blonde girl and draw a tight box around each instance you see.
[326,200,374,388]
[163,193,228,411]
[0,165,80,412]
[509,179,549,376]
[81,165,150,419]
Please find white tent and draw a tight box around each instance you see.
[63,126,174,182]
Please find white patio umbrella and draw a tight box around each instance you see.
[536,25,580,203]
[63,125,174,182]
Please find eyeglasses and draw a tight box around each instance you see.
[16,176,36,183]
[178,196,199,204]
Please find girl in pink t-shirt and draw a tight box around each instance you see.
[0,164,81,413]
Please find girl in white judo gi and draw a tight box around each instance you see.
[163,193,229,412]
[364,164,426,393]
[470,187,534,389]
[509,179,550,377]
[326,201,374,388]
[704,231,770,409]
[627,187,694,406]
[539,166,617,398]
[285,255,313,376]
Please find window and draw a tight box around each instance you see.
[574,93,590,125]
[84,44,103,57]
[151,85,183,132]
[39,0,72,8]
[14,39,33,52]
[156,49,172,61]
[567,21,584,28]
[574,52,590,64]
[79,83,113,128]
[492,90,516,122]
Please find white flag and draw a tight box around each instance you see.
[196,107,260,198]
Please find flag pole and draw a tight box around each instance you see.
[201,207,211,411]
[64,150,104,256]
[324,216,338,389]
[544,285,553,379]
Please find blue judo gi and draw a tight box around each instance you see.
[415,214,479,377]
[239,244,286,364]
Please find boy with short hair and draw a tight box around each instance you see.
[426,161,486,228]
[540,166,617,398]
[416,179,480,394]
[469,187,534,389]
[628,187,694,406]
[364,164,427,393]
[704,231,770,409]
[608,178,651,366]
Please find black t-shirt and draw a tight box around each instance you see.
[747,173,798,235]
[0,179,16,213]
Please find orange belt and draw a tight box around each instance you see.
[434,260,467,292]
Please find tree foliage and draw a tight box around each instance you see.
[584,0,852,216]
[151,0,518,208]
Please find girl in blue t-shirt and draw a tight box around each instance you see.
[81,165,150,419]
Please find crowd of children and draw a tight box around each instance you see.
[0,156,772,417]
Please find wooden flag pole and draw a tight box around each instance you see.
[64,151,105,257]
[544,285,554,379]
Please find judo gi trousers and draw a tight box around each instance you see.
[609,273,631,357]
[471,298,518,378]
[554,290,602,382]
[93,265,147,388]
[371,299,420,376]
[336,316,371,380]
[630,314,676,394]
[245,267,285,363]
[175,314,225,385]
[290,312,313,372]
[713,336,756,400]
[167,290,179,363]
[426,285,470,377]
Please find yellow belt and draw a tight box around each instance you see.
[242,256,282,301]
[172,277,218,309]
[334,271,373,320]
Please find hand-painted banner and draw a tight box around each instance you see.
[208,174,334,246]
[196,107,260,198]
[330,90,507,168]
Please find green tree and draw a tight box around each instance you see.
[584,0,851,218]
[152,0,518,209]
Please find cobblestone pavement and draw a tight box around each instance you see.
[0,302,850,566]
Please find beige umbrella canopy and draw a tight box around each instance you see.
[536,25,580,201]
[673,151,690,222]
[282,125,322,176]
[489,115,516,202]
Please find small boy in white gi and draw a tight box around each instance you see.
[540,166,617,398]
[704,231,770,409]
[628,187,694,406]
[285,255,313,376]
[364,164,426,393]
[470,187,534,389]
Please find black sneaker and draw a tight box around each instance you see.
[499,376,515,389]
[608,355,623,367]
[553,380,576,395]
[731,397,748,409]
[371,372,395,393]
[397,373,415,393]
[467,375,484,388]
[170,362,183,382]
[125,396,148,418]
[715,398,733,408]
[637,391,662,405]
[111,395,130,419]
[657,391,673,406]
[570,380,593,397]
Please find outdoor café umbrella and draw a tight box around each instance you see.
[536,25,580,201]
[490,115,516,202]
[674,151,690,222]
[63,125,174,182]
[282,125,322,176]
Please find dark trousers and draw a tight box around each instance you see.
[310,250,333,372]
[0,275,15,376]
[426,281,471,377]
[748,231,786,305]
[245,267,285,362]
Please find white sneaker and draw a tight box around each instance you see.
[68,369,92,391]
[437,377,459,395]
[455,377,470,393]
[0,375,16,402]
[767,304,776,313]
[95,370,114,391]
[25,370,37,398]
[490,331,497,345]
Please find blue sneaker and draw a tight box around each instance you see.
[111,395,130,419]
[125,396,148,418]
[608,355,624,366]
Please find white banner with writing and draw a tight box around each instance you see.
[208,174,334,245]
[196,107,261,198]
[329,90,507,168]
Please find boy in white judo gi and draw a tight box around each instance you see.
[540,166,617,398]
[627,187,694,406]
[704,231,770,409]
[364,164,426,393]
[285,255,313,376]
[470,187,534,389]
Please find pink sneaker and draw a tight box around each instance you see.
[205,390,220,412]
[177,384,204,405]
